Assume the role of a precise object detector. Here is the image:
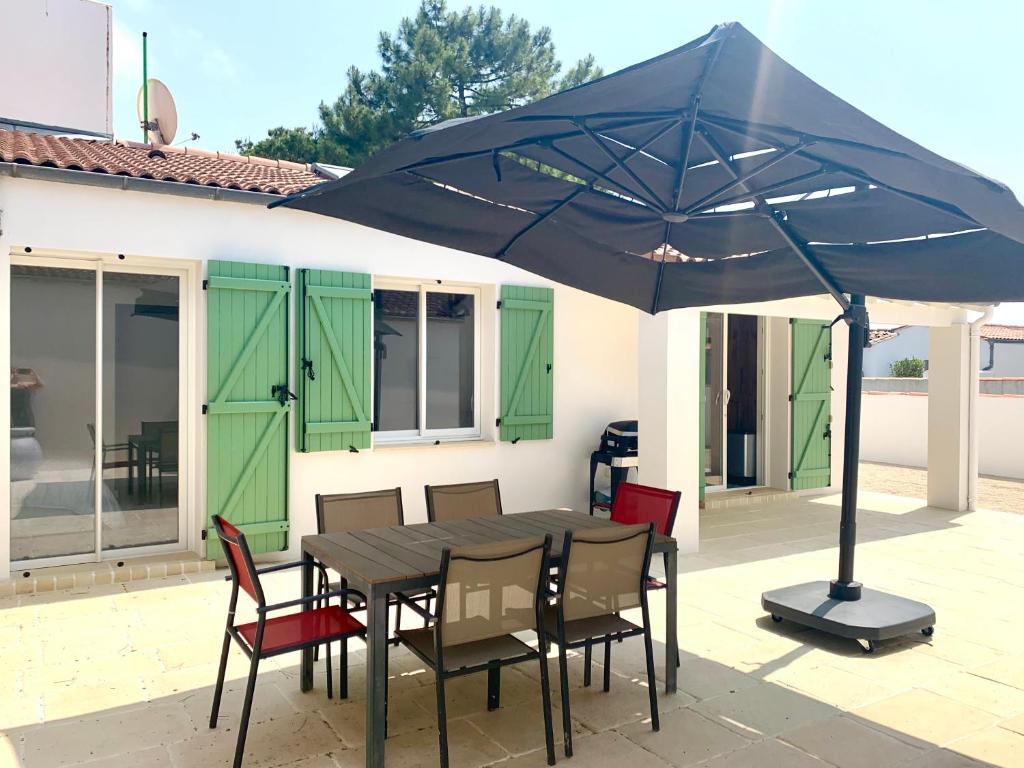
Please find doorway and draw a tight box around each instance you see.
[9,258,187,565]
[704,312,763,491]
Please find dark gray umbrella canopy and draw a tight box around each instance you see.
[276,22,1024,312]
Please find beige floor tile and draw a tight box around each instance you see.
[618,706,751,767]
[75,745,172,767]
[945,727,1024,767]
[185,672,300,731]
[20,703,193,768]
[41,679,149,721]
[1000,712,1024,737]
[766,663,898,709]
[896,748,990,768]
[316,693,434,747]
[345,719,505,768]
[463,698,580,756]
[692,681,839,739]
[500,729,674,768]
[970,656,1024,691]
[781,715,925,768]
[696,738,829,767]
[675,657,760,701]
[167,711,342,768]
[924,671,1024,717]
[852,689,998,748]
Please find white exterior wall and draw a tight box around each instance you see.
[0,176,639,576]
[865,325,1024,378]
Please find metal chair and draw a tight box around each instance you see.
[609,482,681,668]
[395,536,557,768]
[424,479,502,522]
[545,523,659,757]
[210,515,365,768]
[313,489,435,698]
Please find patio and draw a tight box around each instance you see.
[2,491,1023,767]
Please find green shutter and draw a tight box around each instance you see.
[499,285,554,442]
[790,318,832,490]
[206,260,291,558]
[699,312,707,503]
[295,269,372,452]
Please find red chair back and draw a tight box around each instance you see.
[213,515,263,604]
[610,482,681,537]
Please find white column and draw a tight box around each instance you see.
[638,309,701,552]
[927,325,971,511]
[0,238,11,581]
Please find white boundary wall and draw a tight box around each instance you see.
[862,391,1024,480]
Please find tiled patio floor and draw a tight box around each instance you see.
[2,490,1024,767]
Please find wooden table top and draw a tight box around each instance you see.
[302,508,676,590]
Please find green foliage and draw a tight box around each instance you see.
[236,1,602,166]
[889,357,925,378]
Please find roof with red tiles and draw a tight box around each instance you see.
[0,127,323,195]
[868,328,899,345]
[982,324,1024,342]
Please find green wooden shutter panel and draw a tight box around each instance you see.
[500,285,554,442]
[790,318,832,490]
[296,269,371,453]
[206,260,291,559]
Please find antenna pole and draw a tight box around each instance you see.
[142,32,149,143]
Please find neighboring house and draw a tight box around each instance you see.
[865,324,1024,377]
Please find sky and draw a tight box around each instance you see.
[106,0,1024,324]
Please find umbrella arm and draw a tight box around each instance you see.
[831,296,868,601]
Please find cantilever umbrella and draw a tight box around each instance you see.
[275,22,1024,648]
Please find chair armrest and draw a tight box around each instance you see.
[259,587,364,614]
[394,591,437,623]
[255,560,314,575]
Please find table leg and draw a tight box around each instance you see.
[138,445,148,496]
[300,551,314,692]
[127,441,135,495]
[365,586,388,768]
[665,548,678,694]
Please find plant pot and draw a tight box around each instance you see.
[11,426,43,481]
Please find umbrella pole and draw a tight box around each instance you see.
[830,295,866,601]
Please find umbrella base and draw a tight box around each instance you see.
[761,581,936,652]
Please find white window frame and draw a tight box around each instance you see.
[372,278,482,445]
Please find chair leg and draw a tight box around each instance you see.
[339,635,349,699]
[232,651,262,768]
[423,595,432,628]
[314,570,326,663]
[603,638,612,692]
[325,641,333,700]
[537,642,556,766]
[487,664,501,711]
[208,629,232,728]
[642,612,660,732]
[395,601,403,634]
[583,640,592,687]
[435,672,450,768]
[557,642,573,758]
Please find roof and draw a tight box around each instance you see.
[869,323,1024,345]
[0,127,323,195]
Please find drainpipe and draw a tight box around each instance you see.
[967,306,995,511]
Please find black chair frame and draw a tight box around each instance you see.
[395,535,557,768]
[210,518,366,768]
[547,523,659,758]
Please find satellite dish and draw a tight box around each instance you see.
[136,78,177,145]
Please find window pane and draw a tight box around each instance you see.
[10,265,96,561]
[374,289,419,431]
[426,292,475,429]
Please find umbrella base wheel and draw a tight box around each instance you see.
[761,581,936,651]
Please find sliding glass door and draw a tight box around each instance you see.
[10,260,185,565]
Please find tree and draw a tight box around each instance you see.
[236,1,602,166]
[890,357,925,378]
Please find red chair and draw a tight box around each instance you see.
[209,516,366,768]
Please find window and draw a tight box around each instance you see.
[373,281,479,442]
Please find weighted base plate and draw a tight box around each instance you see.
[761,581,935,643]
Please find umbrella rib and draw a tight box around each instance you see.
[693,168,831,212]
[497,186,587,258]
[577,122,669,211]
[697,127,850,310]
[681,139,813,215]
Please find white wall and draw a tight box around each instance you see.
[864,326,929,377]
[986,342,1024,378]
[862,391,1024,481]
[0,176,639,566]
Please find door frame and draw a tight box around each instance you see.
[8,248,199,569]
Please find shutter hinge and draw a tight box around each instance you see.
[201,528,207,540]
[496,300,502,310]
[788,471,794,479]
[495,418,501,427]
[546,363,552,373]
[202,404,208,415]
[202,279,208,290]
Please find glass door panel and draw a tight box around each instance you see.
[10,266,97,561]
[101,272,180,550]
[704,312,727,490]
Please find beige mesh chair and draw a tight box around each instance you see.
[544,523,659,757]
[395,536,557,768]
[424,479,502,522]
[313,489,434,698]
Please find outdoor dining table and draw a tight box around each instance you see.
[299,507,678,768]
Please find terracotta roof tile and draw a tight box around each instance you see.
[982,324,1024,342]
[0,128,323,195]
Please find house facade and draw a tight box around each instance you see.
[865,324,1024,378]
[0,127,987,583]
